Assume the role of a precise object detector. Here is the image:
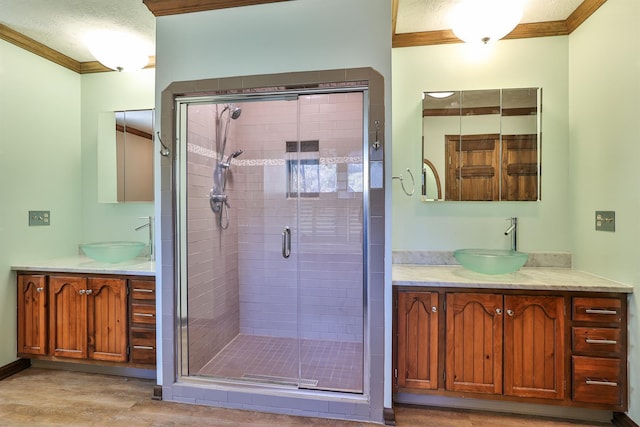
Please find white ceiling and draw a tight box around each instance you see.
[396,0,584,34]
[0,0,585,64]
[0,0,155,62]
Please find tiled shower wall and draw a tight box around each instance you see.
[186,104,240,373]
[235,93,364,342]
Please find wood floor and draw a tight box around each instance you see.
[0,368,612,426]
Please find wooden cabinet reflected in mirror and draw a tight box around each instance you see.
[422,88,541,202]
[98,109,154,203]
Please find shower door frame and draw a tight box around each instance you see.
[159,67,386,423]
[173,87,370,396]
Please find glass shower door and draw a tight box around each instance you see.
[295,92,365,393]
[177,91,364,394]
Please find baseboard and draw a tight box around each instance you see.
[613,412,639,427]
[383,406,396,426]
[152,385,162,401]
[0,358,31,381]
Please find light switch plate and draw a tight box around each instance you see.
[29,210,50,226]
[595,210,615,232]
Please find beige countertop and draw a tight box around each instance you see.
[12,256,156,277]
[393,264,633,293]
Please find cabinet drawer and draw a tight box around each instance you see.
[131,327,155,346]
[131,345,156,365]
[131,304,156,325]
[573,327,621,355]
[572,356,621,405]
[573,297,621,323]
[130,328,156,365]
[130,280,155,301]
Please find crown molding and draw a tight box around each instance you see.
[0,23,156,74]
[0,23,81,73]
[142,0,290,17]
[392,0,608,48]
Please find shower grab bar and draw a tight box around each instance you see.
[282,227,291,259]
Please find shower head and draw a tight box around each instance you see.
[224,149,243,165]
[229,105,242,120]
[220,104,242,120]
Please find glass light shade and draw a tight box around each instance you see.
[87,31,150,72]
[427,91,455,99]
[450,0,524,44]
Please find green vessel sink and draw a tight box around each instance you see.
[454,249,528,275]
[80,241,145,263]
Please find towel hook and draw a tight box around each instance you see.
[157,132,170,157]
[372,120,381,151]
[393,168,415,196]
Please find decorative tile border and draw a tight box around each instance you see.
[187,143,362,166]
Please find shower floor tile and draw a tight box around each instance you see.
[197,334,363,393]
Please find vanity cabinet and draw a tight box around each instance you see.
[17,272,156,368]
[17,274,47,356]
[49,275,127,362]
[394,288,627,411]
[445,293,564,399]
[129,278,156,365]
[445,293,504,394]
[396,291,439,390]
[571,297,626,408]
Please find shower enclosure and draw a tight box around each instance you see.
[176,89,367,393]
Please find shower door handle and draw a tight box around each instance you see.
[282,227,291,259]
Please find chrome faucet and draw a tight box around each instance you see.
[504,217,518,252]
[135,216,154,260]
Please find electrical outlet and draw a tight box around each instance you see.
[595,211,615,232]
[29,210,50,226]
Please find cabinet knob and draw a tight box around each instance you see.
[495,308,502,315]
[506,309,514,316]
[85,289,93,296]
[36,287,44,293]
[79,289,86,295]
[431,306,437,313]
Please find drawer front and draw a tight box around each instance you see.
[130,327,156,365]
[573,327,621,355]
[130,279,155,301]
[131,304,156,325]
[573,297,621,323]
[131,345,156,365]
[572,356,621,405]
[131,327,155,346]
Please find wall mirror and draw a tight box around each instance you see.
[98,109,154,203]
[422,88,541,202]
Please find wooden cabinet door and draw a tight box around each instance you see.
[49,276,87,359]
[87,277,128,362]
[445,135,500,201]
[397,291,439,390]
[501,135,538,201]
[504,295,565,400]
[17,275,47,356]
[445,293,503,394]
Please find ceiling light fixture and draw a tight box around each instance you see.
[87,31,151,72]
[450,0,524,45]
[427,92,455,99]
